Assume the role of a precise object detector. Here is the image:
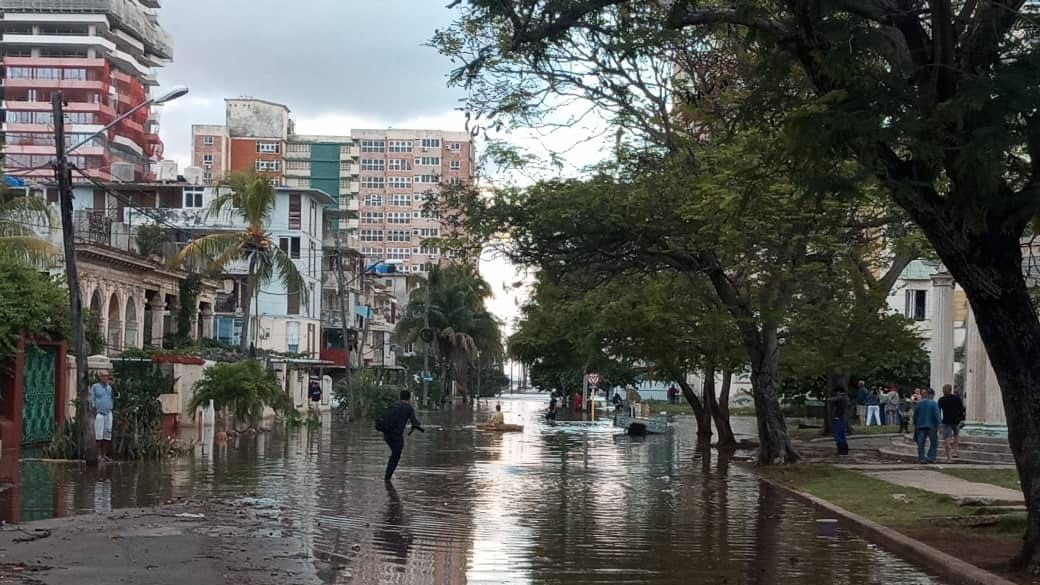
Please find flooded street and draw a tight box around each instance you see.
[5,395,943,584]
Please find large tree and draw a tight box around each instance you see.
[396,264,503,401]
[437,0,1040,567]
[175,170,308,353]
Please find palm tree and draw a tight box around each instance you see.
[175,169,308,353]
[397,264,502,400]
[0,191,58,267]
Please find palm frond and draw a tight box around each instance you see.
[215,169,277,228]
[0,236,60,268]
[174,232,246,269]
[271,247,310,308]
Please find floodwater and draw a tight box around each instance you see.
[5,394,943,584]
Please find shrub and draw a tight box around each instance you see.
[334,373,401,419]
[189,361,292,430]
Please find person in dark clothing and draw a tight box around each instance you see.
[547,395,558,421]
[828,386,850,455]
[381,390,424,482]
[938,384,966,462]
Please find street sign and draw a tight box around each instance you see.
[587,373,600,386]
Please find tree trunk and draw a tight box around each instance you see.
[748,331,798,464]
[710,369,737,447]
[239,258,258,354]
[928,229,1040,570]
[675,376,710,437]
[699,364,716,438]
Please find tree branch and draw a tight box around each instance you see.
[667,6,792,38]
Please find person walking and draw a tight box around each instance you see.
[938,384,966,462]
[865,386,882,426]
[883,385,901,427]
[667,384,679,405]
[89,371,115,462]
[828,386,850,455]
[913,388,941,464]
[376,390,424,482]
[855,380,869,425]
[547,395,558,421]
[899,391,912,434]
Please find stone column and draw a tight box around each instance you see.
[201,306,215,340]
[149,294,166,348]
[929,272,956,392]
[964,307,989,425]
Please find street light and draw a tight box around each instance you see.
[52,86,189,465]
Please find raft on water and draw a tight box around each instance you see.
[477,423,525,433]
[614,413,670,435]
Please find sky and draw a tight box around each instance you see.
[153,0,561,336]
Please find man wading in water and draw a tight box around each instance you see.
[376,390,424,482]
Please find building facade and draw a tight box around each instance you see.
[190,124,228,185]
[1,0,173,182]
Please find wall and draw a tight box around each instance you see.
[226,99,291,139]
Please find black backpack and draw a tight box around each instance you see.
[375,409,391,433]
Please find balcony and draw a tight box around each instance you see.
[0,0,174,58]
[341,197,360,213]
[341,145,359,158]
[338,163,359,176]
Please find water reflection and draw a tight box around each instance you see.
[4,395,942,584]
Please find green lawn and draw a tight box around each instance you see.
[760,464,968,526]
[941,468,1022,492]
[789,424,902,441]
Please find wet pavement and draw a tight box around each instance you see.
[2,394,945,584]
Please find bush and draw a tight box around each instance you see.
[136,223,167,258]
[112,361,172,460]
[334,373,401,419]
[189,361,292,430]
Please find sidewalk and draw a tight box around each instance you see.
[840,465,1023,505]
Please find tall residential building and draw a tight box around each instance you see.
[190,124,228,185]
[1,0,173,182]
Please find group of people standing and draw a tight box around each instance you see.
[830,381,966,463]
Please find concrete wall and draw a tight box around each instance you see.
[226,99,291,139]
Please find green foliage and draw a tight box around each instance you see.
[172,272,203,345]
[0,260,69,361]
[189,361,291,429]
[335,372,401,419]
[110,361,181,460]
[81,308,106,356]
[0,194,58,267]
[135,223,167,258]
[396,265,503,399]
[43,412,81,460]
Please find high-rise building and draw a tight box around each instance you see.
[1,0,173,182]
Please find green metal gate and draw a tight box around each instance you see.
[21,346,57,445]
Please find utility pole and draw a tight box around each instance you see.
[52,92,96,465]
[333,232,352,386]
[422,275,431,408]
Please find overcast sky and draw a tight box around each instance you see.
[155,0,542,334]
[155,0,468,169]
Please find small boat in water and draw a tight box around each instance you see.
[614,412,670,435]
[477,423,525,433]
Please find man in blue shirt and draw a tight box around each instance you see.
[89,371,115,462]
[913,388,942,464]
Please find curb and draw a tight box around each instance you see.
[761,477,1018,585]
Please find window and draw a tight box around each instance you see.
[279,236,302,259]
[361,140,385,152]
[449,142,461,151]
[388,159,412,171]
[450,160,461,170]
[287,143,309,154]
[420,138,441,148]
[362,212,384,224]
[340,160,356,173]
[203,154,214,166]
[905,289,927,321]
[388,177,411,189]
[289,193,302,230]
[362,176,385,189]
[389,194,411,206]
[204,172,213,182]
[416,247,440,256]
[256,159,281,172]
[286,159,308,171]
[362,246,384,257]
[183,187,204,208]
[361,159,385,171]
[419,228,440,237]
[310,201,319,236]
[415,175,440,184]
[387,230,411,242]
[257,142,280,154]
[288,298,300,330]
[415,157,441,166]
[360,229,384,241]
[421,209,441,219]
[309,241,316,277]
[388,140,413,153]
[364,194,384,206]
[203,136,215,146]
[387,248,410,261]
[387,212,411,224]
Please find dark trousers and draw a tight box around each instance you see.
[384,433,405,481]
[832,417,849,455]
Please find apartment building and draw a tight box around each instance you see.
[1,0,173,182]
[190,124,228,185]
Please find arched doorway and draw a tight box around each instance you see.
[88,289,104,355]
[107,293,122,353]
[124,299,138,350]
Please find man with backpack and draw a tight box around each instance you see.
[376,390,425,482]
